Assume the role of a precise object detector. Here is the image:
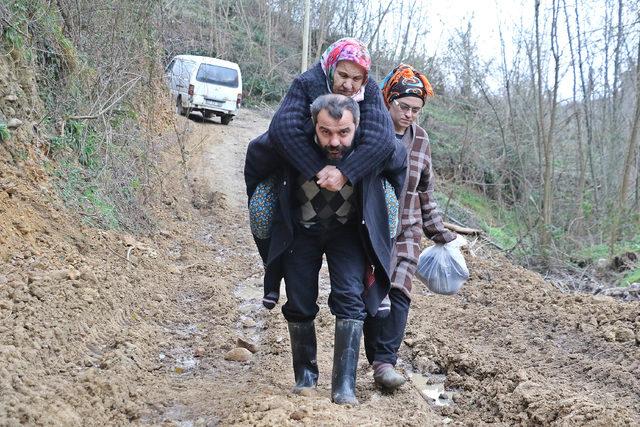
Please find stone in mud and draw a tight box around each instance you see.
[4,94,17,102]
[297,388,317,397]
[28,283,44,299]
[80,268,98,284]
[66,269,81,281]
[224,347,252,362]
[290,409,308,420]
[7,118,22,129]
[236,337,257,353]
[516,369,529,382]
[446,371,463,387]
[415,356,440,374]
[194,347,205,357]
[241,318,256,328]
[81,288,99,304]
[614,326,635,342]
[48,269,68,281]
[123,235,137,247]
[603,328,616,341]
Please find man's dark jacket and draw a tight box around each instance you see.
[268,62,395,184]
[244,132,407,317]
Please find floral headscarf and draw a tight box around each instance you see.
[320,37,371,102]
[380,63,434,108]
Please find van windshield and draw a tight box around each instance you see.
[196,64,239,88]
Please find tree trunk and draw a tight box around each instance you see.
[563,0,587,233]
[574,2,599,220]
[610,34,640,252]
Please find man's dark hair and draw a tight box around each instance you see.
[310,94,360,126]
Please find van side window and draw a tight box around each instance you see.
[196,64,239,88]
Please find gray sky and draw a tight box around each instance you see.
[419,0,528,61]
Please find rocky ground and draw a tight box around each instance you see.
[0,109,638,426]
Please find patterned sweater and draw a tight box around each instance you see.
[294,174,356,229]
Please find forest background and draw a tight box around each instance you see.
[1,0,639,289]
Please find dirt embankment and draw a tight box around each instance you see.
[1,105,639,426]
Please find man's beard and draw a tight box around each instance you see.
[322,144,352,164]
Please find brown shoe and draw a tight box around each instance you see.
[374,367,406,390]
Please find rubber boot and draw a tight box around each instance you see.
[331,319,363,405]
[288,321,319,394]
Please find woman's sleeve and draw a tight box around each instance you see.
[417,139,456,244]
[337,80,395,184]
[268,78,325,181]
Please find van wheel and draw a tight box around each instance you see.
[176,97,187,116]
[221,114,232,125]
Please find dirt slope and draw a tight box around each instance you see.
[1,109,638,426]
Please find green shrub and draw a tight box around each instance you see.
[578,235,640,262]
[0,124,10,142]
[622,268,640,286]
[83,186,119,228]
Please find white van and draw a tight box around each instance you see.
[165,55,242,125]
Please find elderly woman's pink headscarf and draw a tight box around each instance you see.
[320,38,371,102]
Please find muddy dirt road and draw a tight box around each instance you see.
[0,109,638,426]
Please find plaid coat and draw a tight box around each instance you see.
[391,124,456,298]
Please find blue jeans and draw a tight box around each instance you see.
[281,224,366,323]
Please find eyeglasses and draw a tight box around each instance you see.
[393,99,422,115]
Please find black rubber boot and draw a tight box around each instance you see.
[331,319,363,405]
[288,321,319,394]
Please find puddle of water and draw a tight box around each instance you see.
[169,323,202,339]
[158,403,219,427]
[234,276,264,302]
[176,353,199,371]
[404,366,453,406]
[234,274,267,343]
[159,346,201,374]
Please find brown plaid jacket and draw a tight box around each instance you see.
[391,124,456,298]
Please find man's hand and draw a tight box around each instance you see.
[316,165,335,182]
[316,165,348,191]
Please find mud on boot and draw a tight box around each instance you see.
[331,319,363,405]
[288,321,319,394]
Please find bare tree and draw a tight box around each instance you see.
[610,32,640,250]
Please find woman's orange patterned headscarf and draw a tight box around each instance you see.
[380,63,434,108]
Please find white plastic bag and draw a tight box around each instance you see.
[416,237,469,295]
